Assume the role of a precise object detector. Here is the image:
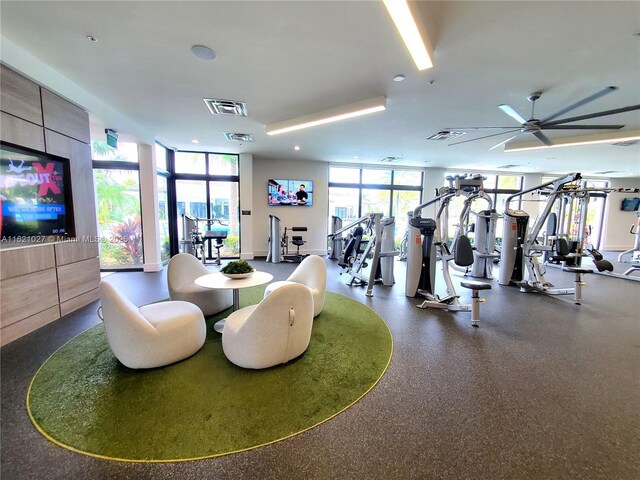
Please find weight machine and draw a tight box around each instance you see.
[266,215,308,263]
[445,175,499,279]
[181,214,228,265]
[328,212,398,297]
[406,174,492,321]
[618,212,640,272]
[498,173,597,304]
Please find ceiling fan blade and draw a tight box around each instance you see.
[489,135,517,151]
[445,127,518,130]
[543,104,640,126]
[541,124,624,130]
[498,104,527,124]
[448,129,521,146]
[532,131,552,146]
[541,86,618,123]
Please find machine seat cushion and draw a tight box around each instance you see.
[453,235,474,267]
[460,280,492,291]
[594,260,614,272]
[562,267,593,274]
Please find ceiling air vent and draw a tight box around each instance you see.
[224,132,254,142]
[593,170,620,175]
[381,156,399,163]
[427,130,466,141]
[497,164,522,169]
[203,98,248,116]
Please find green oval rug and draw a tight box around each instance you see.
[27,287,392,462]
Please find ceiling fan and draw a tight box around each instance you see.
[447,86,640,150]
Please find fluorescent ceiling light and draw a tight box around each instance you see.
[266,97,386,136]
[504,130,640,152]
[383,0,433,70]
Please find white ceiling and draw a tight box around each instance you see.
[1,1,639,177]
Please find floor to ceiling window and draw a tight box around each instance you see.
[92,141,144,270]
[156,143,170,262]
[173,151,240,259]
[328,166,423,246]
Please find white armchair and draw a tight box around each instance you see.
[167,253,233,316]
[222,283,314,369]
[263,255,327,317]
[99,280,206,369]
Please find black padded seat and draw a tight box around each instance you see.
[460,280,492,290]
[593,260,614,272]
[453,235,474,267]
[562,266,593,274]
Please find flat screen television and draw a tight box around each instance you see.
[1,142,74,241]
[621,197,640,211]
[268,179,313,206]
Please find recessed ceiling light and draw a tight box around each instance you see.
[266,96,386,135]
[86,35,97,43]
[191,45,216,61]
[353,155,359,159]
[383,0,433,70]
[192,139,199,144]
[294,145,301,151]
[393,74,406,82]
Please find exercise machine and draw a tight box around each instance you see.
[498,173,595,303]
[618,211,640,264]
[266,215,309,263]
[266,215,281,263]
[406,175,491,322]
[398,212,412,262]
[328,212,399,297]
[282,226,308,262]
[181,214,227,265]
[328,215,344,260]
[444,174,499,279]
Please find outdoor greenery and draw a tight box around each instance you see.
[92,141,143,268]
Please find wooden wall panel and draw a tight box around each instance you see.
[0,306,60,347]
[0,269,59,327]
[41,88,90,144]
[56,257,100,303]
[54,241,99,266]
[0,112,45,151]
[45,130,98,238]
[0,65,43,125]
[0,245,55,280]
[59,288,99,317]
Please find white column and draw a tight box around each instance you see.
[239,153,254,259]
[421,167,445,218]
[138,144,162,272]
[520,173,544,218]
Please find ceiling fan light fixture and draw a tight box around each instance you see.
[504,130,640,152]
[383,0,433,70]
[266,96,386,135]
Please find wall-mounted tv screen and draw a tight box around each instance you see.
[621,197,640,211]
[268,179,313,206]
[1,142,74,240]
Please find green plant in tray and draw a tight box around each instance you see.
[220,259,254,274]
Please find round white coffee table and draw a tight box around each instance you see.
[195,271,273,333]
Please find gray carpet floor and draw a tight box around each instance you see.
[1,256,639,480]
